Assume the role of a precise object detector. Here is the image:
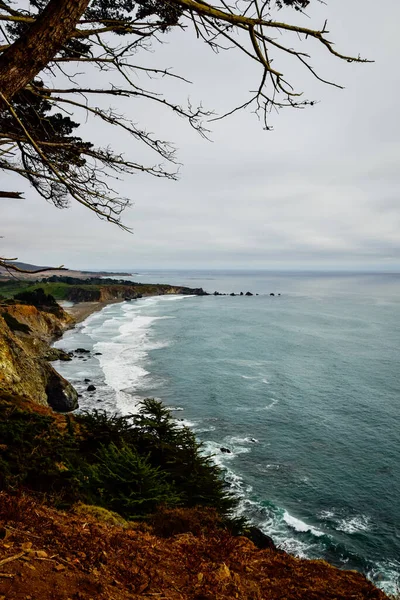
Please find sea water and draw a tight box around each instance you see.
[54,271,400,594]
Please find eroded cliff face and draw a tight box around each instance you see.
[0,302,78,412]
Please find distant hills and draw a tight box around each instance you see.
[0,262,131,279]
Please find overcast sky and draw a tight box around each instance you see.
[2,0,400,271]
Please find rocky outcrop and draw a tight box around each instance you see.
[244,526,277,550]
[0,300,78,412]
[45,369,78,412]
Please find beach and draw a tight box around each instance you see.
[63,299,122,323]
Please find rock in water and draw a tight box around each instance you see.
[45,348,72,361]
[87,384,96,391]
[220,447,231,454]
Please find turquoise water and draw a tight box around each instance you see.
[55,271,400,593]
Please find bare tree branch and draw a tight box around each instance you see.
[0,0,371,230]
[0,190,23,198]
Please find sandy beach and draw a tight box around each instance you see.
[64,299,122,323]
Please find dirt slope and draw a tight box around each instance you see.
[0,494,388,600]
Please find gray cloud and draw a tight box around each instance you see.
[1,0,400,270]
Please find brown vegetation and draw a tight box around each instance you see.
[0,493,388,600]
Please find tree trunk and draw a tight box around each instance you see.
[0,0,90,101]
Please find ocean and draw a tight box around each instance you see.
[54,270,400,594]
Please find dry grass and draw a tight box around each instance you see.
[0,492,389,600]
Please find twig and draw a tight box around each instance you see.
[0,551,26,566]
[2,526,41,539]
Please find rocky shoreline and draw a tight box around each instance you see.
[0,281,210,413]
[0,275,276,414]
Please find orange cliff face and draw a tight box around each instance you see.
[0,302,78,412]
[4,302,74,339]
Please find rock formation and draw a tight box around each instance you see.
[0,296,78,412]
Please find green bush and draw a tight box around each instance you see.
[87,443,179,518]
[0,398,243,530]
[0,403,80,499]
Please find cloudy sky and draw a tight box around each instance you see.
[2,0,400,271]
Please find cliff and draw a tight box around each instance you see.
[65,282,208,303]
[0,277,209,303]
[0,297,78,412]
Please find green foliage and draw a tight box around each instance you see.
[14,287,59,307]
[77,399,240,521]
[130,399,239,517]
[1,312,31,334]
[88,443,179,518]
[0,403,80,498]
[0,397,243,530]
[0,280,78,300]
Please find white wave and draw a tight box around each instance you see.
[256,398,279,412]
[264,398,278,410]
[118,314,168,337]
[161,294,196,301]
[318,509,335,520]
[278,537,312,558]
[283,511,324,537]
[176,418,196,428]
[201,440,250,467]
[336,515,371,534]
[193,425,216,433]
[235,397,278,412]
[369,559,400,596]
[84,309,171,413]
[262,378,270,384]
[224,435,259,445]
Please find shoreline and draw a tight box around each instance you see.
[63,299,123,324]
[55,293,396,596]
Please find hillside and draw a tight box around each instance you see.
[0,393,389,600]
[0,492,388,600]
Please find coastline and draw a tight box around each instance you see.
[63,299,123,324]
[53,286,398,595]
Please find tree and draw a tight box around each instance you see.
[0,0,369,238]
